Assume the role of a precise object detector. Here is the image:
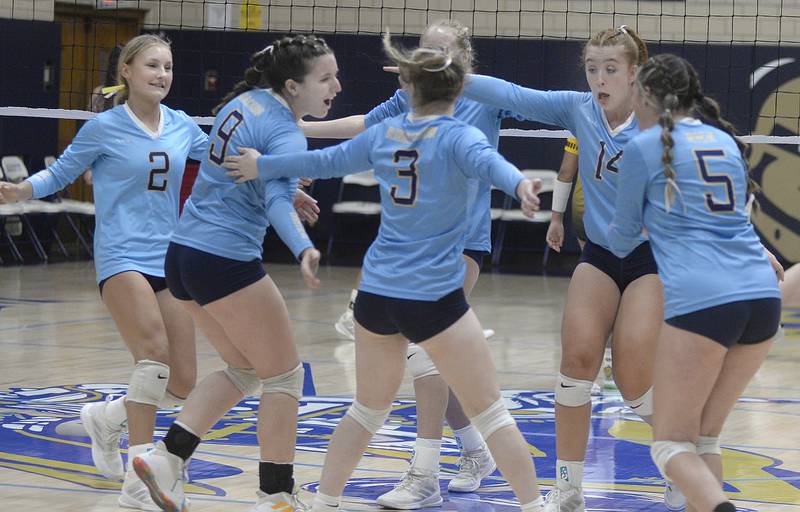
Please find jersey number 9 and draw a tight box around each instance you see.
[209,110,245,165]
[390,149,419,206]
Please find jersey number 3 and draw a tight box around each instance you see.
[390,149,419,206]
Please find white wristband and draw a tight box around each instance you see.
[552,179,573,213]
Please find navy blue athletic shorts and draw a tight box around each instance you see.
[165,242,266,306]
[666,298,781,348]
[579,240,658,293]
[353,288,470,343]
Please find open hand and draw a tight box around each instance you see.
[546,219,564,252]
[300,248,321,289]
[294,189,320,225]
[516,178,542,219]
[222,147,262,183]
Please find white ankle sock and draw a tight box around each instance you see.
[411,438,441,474]
[555,459,584,490]
[105,396,128,428]
[127,443,154,472]
[453,424,484,453]
[521,496,545,511]
[313,491,340,511]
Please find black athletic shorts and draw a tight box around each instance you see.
[98,271,167,295]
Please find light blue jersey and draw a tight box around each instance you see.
[608,119,781,318]
[365,89,522,252]
[173,89,313,262]
[26,103,208,282]
[462,74,645,251]
[255,114,524,300]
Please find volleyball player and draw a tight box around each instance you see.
[223,32,550,512]
[459,26,687,510]
[0,34,206,510]
[296,20,531,506]
[131,35,334,512]
[609,53,783,512]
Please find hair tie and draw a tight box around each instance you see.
[618,25,630,36]
[423,56,452,73]
[101,84,126,98]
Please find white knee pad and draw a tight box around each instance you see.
[127,359,169,406]
[696,436,721,456]
[624,387,653,419]
[261,363,304,400]
[159,390,185,409]
[470,397,515,440]
[224,366,261,396]
[555,373,593,407]
[650,440,696,478]
[406,344,439,380]
[346,400,391,434]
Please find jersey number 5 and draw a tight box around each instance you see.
[148,151,169,191]
[209,110,244,165]
[390,149,419,206]
[695,149,735,213]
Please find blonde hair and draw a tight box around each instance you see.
[422,19,475,73]
[116,34,171,104]
[383,31,465,108]
[583,25,648,67]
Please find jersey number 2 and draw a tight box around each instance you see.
[390,149,419,206]
[148,151,169,191]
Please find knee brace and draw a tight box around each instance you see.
[261,363,304,400]
[470,397,515,440]
[696,436,721,456]
[127,359,169,406]
[555,373,593,407]
[624,387,653,419]
[224,366,261,396]
[406,344,439,380]
[346,400,391,434]
[159,390,186,409]
[650,440,696,478]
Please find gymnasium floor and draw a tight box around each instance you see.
[1,262,798,511]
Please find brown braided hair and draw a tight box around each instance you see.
[213,34,332,115]
[636,53,757,211]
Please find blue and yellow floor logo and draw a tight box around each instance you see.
[1,385,798,510]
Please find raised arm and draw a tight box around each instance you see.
[24,118,104,200]
[608,141,649,258]
[452,126,524,198]
[299,115,366,139]
[462,74,581,129]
